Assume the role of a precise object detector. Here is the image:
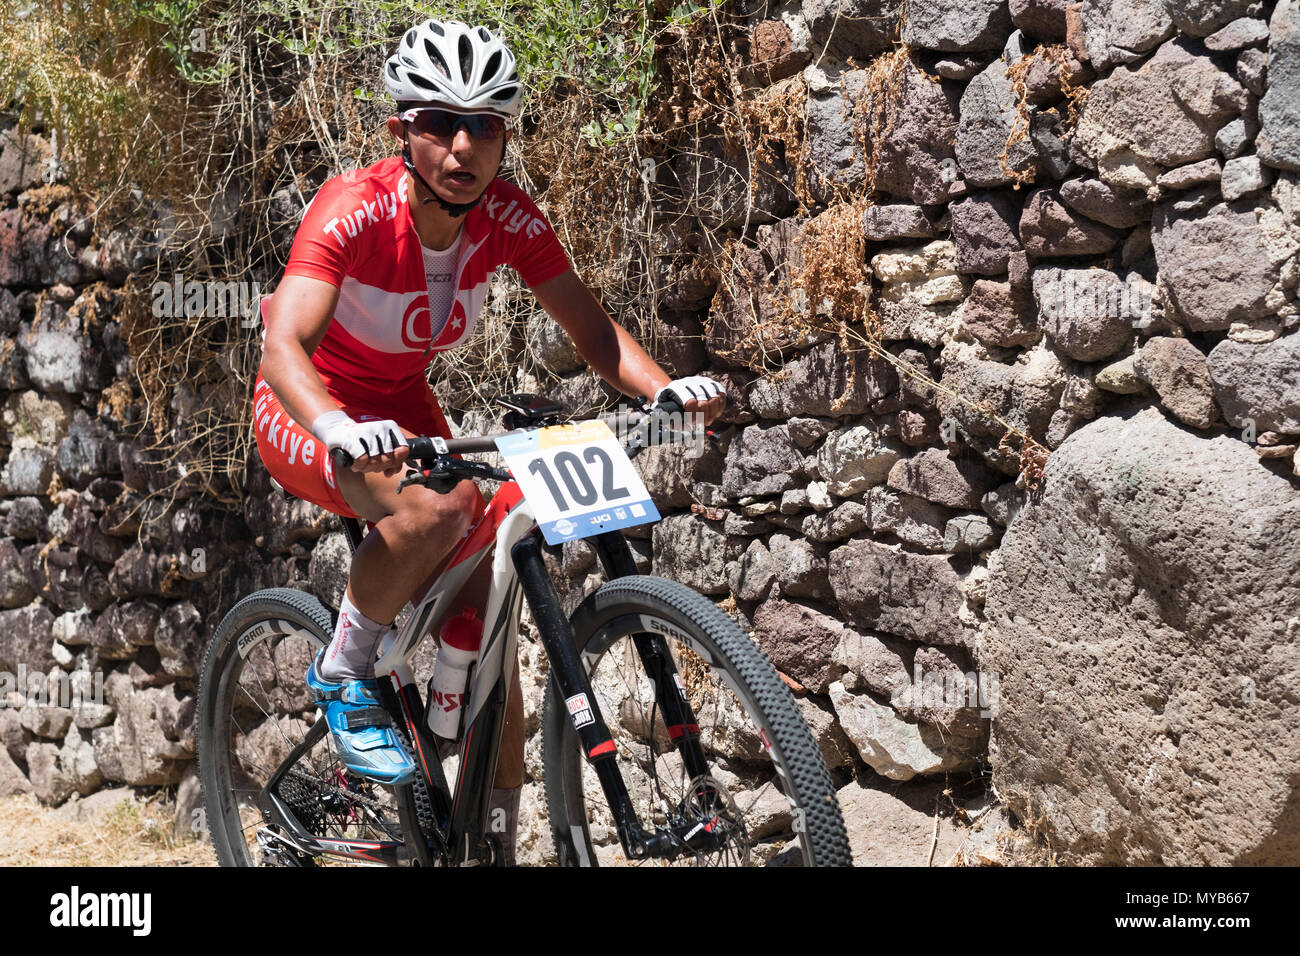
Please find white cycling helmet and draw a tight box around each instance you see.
[384,19,522,117]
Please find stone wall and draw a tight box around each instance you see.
[1,0,1297,864]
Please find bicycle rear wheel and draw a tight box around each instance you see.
[541,575,852,866]
[196,588,424,866]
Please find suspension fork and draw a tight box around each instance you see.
[512,530,673,859]
[589,532,712,782]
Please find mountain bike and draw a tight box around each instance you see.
[196,395,852,866]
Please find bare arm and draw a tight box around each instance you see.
[530,269,726,424]
[260,274,406,474]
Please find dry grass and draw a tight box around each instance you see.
[1001,44,1090,189]
[0,792,216,867]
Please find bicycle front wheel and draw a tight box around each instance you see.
[541,575,852,866]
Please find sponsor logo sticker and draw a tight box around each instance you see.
[673,672,688,701]
[566,693,595,729]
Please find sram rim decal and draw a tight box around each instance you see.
[235,619,316,658]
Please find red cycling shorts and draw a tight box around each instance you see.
[252,370,456,521]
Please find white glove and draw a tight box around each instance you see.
[311,410,407,461]
[653,376,725,409]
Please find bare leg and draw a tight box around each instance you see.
[343,467,524,790]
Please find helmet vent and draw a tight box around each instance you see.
[483,51,502,80]
[458,34,473,82]
[409,72,437,92]
[423,39,450,79]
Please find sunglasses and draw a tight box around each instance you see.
[400,108,506,140]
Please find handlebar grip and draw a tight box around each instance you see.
[330,447,354,469]
[407,437,437,459]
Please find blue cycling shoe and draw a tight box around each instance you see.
[305,651,418,786]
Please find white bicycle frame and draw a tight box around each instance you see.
[373,490,538,733]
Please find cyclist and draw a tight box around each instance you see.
[253,18,724,865]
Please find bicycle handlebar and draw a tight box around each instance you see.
[328,400,697,472]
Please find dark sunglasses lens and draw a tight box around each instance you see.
[472,115,505,138]
[413,111,504,139]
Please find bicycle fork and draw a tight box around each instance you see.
[512,531,715,861]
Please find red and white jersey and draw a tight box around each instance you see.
[263,155,571,405]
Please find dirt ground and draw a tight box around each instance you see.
[1,778,1041,867]
[0,790,216,866]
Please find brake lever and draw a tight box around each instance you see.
[397,464,460,495]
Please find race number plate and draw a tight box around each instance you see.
[495,420,660,544]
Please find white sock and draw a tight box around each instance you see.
[319,592,391,682]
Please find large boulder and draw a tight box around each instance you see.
[748,341,897,418]
[1074,38,1250,194]
[804,0,902,58]
[1150,191,1280,331]
[828,538,969,645]
[901,0,1014,51]
[1206,333,1300,434]
[1079,0,1174,71]
[983,407,1300,864]
[956,54,1039,188]
[1259,0,1300,171]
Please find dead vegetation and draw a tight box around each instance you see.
[1001,43,1090,189]
[0,791,215,867]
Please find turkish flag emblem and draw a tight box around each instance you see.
[400,295,431,349]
